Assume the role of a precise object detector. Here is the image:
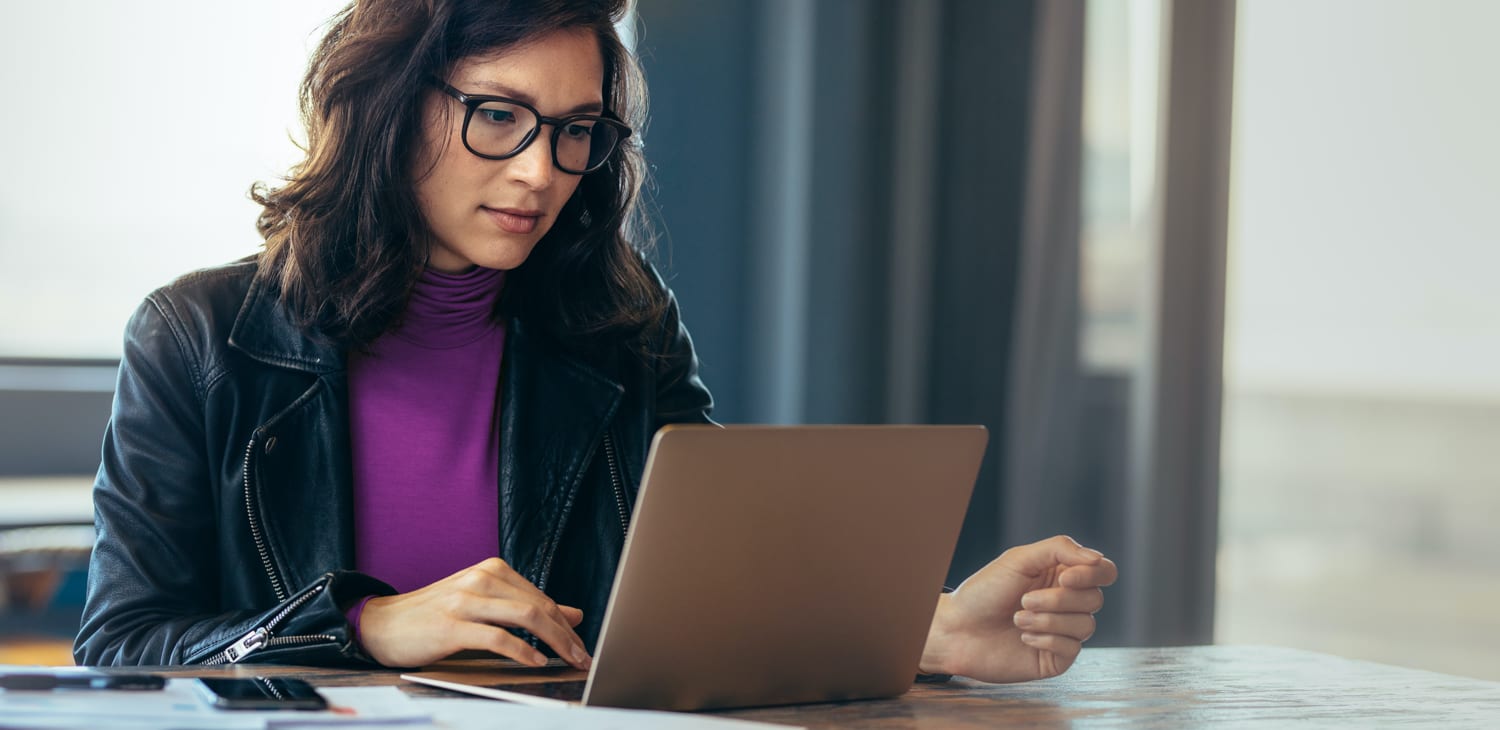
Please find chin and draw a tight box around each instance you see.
[438,238,541,273]
[494,241,544,270]
[475,226,551,270]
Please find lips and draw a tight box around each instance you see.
[482,206,542,235]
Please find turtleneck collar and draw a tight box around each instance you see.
[391,266,506,349]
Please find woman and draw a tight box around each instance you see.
[74,0,1116,683]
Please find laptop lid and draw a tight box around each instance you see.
[582,424,986,711]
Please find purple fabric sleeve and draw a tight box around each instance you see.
[345,595,376,646]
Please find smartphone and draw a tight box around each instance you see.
[193,677,328,711]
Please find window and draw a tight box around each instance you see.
[1080,0,1162,373]
[0,2,349,358]
[1218,0,1500,680]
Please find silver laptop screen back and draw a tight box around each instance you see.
[584,425,986,711]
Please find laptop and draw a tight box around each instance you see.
[404,424,986,712]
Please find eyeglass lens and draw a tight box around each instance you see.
[468,99,621,172]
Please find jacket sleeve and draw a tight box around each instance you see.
[651,284,716,429]
[73,295,394,667]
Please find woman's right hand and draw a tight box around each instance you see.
[356,557,591,669]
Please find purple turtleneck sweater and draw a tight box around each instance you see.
[348,266,506,595]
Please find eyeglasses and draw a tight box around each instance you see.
[434,81,632,175]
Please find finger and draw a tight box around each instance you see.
[451,621,549,667]
[1049,535,1105,565]
[1013,610,1096,642]
[467,597,591,669]
[1021,587,1104,614]
[454,565,581,637]
[483,568,587,631]
[444,572,585,662]
[487,599,590,668]
[998,535,1104,578]
[1019,631,1082,664]
[1059,558,1118,588]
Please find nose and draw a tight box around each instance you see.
[507,132,555,190]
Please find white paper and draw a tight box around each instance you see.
[275,686,431,727]
[1,667,798,730]
[0,677,429,730]
[413,697,804,730]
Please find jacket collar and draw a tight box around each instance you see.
[232,270,626,587]
[277,319,623,585]
[227,274,345,374]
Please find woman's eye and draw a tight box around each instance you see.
[563,122,594,139]
[479,108,517,124]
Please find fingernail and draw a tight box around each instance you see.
[1020,632,1039,645]
[1013,611,1034,629]
[573,646,591,667]
[1021,593,1038,610]
[531,652,548,666]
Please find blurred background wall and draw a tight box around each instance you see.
[0,0,1495,681]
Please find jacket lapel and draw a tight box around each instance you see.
[228,274,344,375]
[498,318,623,588]
[227,276,355,593]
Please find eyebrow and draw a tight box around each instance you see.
[461,79,605,115]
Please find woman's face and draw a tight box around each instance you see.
[415,28,603,273]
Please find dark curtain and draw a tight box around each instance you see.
[636,0,1235,647]
[636,0,1044,597]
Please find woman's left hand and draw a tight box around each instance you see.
[919,535,1118,683]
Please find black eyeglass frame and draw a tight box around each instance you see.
[433,80,633,174]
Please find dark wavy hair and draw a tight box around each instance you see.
[251,0,664,352]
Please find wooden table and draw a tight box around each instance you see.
[125,645,1500,728]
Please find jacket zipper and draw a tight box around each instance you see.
[201,582,336,665]
[243,432,288,602]
[536,431,629,594]
[604,431,630,537]
[521,431,627,652]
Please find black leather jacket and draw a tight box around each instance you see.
[74,258,713,666]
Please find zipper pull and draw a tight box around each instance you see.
[223,627,269,663]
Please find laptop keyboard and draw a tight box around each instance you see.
[488,679,587,702]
